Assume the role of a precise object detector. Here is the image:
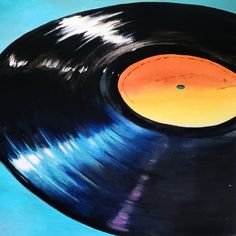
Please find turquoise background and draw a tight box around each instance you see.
[0,0,235,235]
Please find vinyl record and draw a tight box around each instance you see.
[0,2,236,235]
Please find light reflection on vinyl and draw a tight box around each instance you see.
[0,2,236,235]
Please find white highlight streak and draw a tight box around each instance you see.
[43,148,54,157]
[51,13,133,45]
[40,59,60,69]
[12,155,35,172]
[9,54,28,68]
[28,154,40,165]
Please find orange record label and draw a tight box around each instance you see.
[118,54,236,127]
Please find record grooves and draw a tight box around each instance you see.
[0,2,236,235]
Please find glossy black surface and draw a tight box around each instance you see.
[0,2,236,235]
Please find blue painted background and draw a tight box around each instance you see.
[0,0,235,235]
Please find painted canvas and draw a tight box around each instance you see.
[1,1,236,235]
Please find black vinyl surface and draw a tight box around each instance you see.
[0,2,236,235]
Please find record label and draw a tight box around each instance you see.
[118,54,236,127]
